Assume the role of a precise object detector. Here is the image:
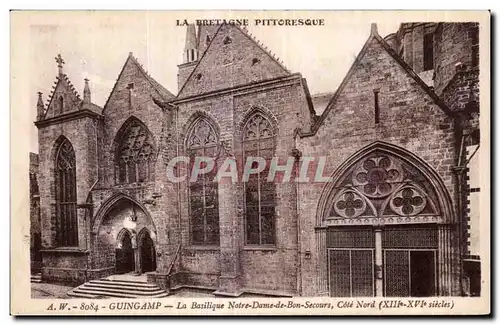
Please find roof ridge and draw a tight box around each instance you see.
[44,73,83,119]
[302,31,453,137]
[129,54,175,100]
[373,34,453,116]
[236,25,291,74]
[177,24,225,97]
[177,24,292,98]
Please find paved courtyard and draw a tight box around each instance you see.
[31,283,74,299]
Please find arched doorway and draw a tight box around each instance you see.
[315,142,455,297]
[115,230,135,274]
[92,193,158,277]
[140,230,156,273]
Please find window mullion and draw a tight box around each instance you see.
[202,148,207,244]
[257,140,263,245]
[135,161,139,183]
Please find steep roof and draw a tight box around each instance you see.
[43,73,103,118]
[103,52,175,111]
[177,23,291,99]
[303,24,453,137]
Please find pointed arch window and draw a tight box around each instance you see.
[243,112,276,246]
[55,138,78,246]
[115,119,156,184]
[187,118,220,245]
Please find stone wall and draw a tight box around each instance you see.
[296,34,460,296]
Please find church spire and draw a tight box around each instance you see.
[55,53,65,76]
[36,92,45,120]
[83,78,91,104]
[183,24,198,63]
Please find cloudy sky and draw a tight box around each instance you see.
[24,11,408,152]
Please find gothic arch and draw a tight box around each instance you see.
[112,116,157,184]
[315,141,454,226]
[116,228,133,248]
[50,135,76,163]
[51,135,78,246]
[240,107,279,246]
[181,110,221,149]
[184,112,221,245]
[237,106,279,137]
[183,113,220,151]
[92,192,157,234]
[137,227,157,247]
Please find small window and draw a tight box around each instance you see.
[223,36,232,45]
[373,89,380,124]
[195,73,202,81]
[58,96,64,114]
[251,58,260,66]
[423,33,434,71]
[205,35,211,45]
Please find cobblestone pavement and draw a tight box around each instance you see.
[31,283,75,299]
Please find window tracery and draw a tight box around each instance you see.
[115,119,156,184]
[243,112,276,245]
[55,138,78,246]
[187,118,220,245]
[328,152,438,220]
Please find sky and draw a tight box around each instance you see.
[26,11,404,153]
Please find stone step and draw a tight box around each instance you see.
[69,288,137,299]
[30,274,42,283]
[103,276,148,284]
[70,287,169,299]
[67,290,102,299]
[86,282,161,292]
[91,279,157,288]
[67,276,170,299]
[80,284,166,296]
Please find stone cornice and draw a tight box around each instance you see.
[171,73,303,104]
[34,109,103,128]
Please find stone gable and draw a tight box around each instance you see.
[44,74,83,119]
[178,24,290,98]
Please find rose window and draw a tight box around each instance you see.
[353,156,403,198]
[390,187,426,216]
[334,191,366,218]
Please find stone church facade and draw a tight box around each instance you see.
[30,22,481,297]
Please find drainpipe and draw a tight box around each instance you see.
[452,116,467,296]
[291,147,302,296]
[83,118,100,281]
[174,105,181,247]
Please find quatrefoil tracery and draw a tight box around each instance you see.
[352,155,404,198]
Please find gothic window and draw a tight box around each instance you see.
[115,119,156,184]
[328,152,439,221]
[243,112,276,245]
[187,118,220,245]
[55,138,78,247]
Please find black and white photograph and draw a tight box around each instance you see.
[10,10,490,315]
